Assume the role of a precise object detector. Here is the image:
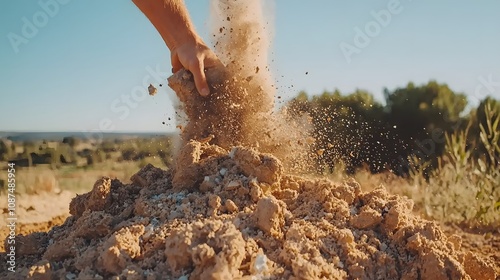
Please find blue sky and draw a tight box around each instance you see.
[1,0,499,133]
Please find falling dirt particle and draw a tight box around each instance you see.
[255,66,259,73]
[305,72,309,75]
[148,84,157,96]
[159,84,162,87]
[316,149,325,156]
[227,16,231,21]
[162,122,165,125]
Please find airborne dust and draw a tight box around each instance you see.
[169,0,314,173]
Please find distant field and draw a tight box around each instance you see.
[0,156,169,195]
[0,133,173,194]
[0,131,174,142]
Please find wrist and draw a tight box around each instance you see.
[171,29,202,50]
[172,35,207,53]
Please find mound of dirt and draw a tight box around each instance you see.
[1,141,496,279]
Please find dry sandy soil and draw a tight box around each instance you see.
[0,140,498,279]
[0,190,73,253]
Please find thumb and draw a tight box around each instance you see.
[190,60,210,96]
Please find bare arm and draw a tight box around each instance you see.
[133,0,221,96]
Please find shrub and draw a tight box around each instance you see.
[418,102,500,227]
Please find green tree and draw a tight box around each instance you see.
[288,88,388,173]
[385,81,467,134]
[287,80,470,176]
[384,81,468,172]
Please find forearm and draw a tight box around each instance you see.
[133,0,200,51]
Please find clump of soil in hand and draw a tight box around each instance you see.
[168,67,313,174]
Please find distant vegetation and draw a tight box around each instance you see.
[1,80,498,227]
[0,136,173,170]
[287,80,499,227]
[0,135,174,194]
[288,80,499,176]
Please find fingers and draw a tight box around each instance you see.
[189,59,210,97]
[172,43,220,97]
[171,53,183,73]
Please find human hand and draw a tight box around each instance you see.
[170,40,223,96]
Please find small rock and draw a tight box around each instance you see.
[225,180,241,191]
[225,199,239,213]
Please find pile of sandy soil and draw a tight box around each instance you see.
[1,140,496,279]
[0,191,73,252]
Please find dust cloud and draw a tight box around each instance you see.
[169,0,313,172]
